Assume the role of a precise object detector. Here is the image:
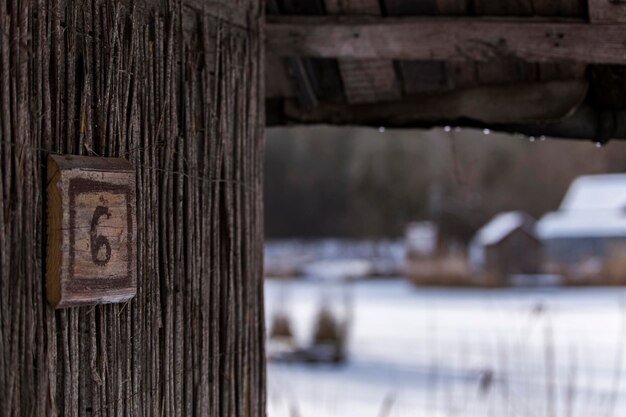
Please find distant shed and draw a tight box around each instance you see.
[537,174,626,282]
[469,212,542,286]
[405,221,439,258]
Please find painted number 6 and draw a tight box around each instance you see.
[91,205,112,266]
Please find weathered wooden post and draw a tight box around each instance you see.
[0,0,265,416]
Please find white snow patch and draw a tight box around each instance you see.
[537,210,626,239]
[560,173,626,211]
[472,211,532,247]
[266,279,626,417]
[537,174,626,239]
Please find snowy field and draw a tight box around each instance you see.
[265,279,626,417]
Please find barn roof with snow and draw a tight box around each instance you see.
[559,174,626,211]
[537,174,626,239]
[472,211,537,247]
[469,211,538,268]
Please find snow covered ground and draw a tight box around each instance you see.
[265,279,626,417]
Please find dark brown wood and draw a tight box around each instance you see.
[483,228,543,286]
[267,52,297,98]
[474,0,538,88]
[280,0,346,106]
[385,1,454,95]
[588,0,626,22]
[531,0,586,17]
[474,0,533,16]
[399,61,451,94]
[337,59,401,102]
[435,0,468,15]
[47,155,137,308]
[476,60,537,85]
[282,80,588,125]
[266,16,626,64]
[325,0,400,103]
[325,0,380,14]
[1,0,265,416]
[446,62,479,89]
[384,0,438,15]
[285,57,320,109]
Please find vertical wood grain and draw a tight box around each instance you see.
[0,0,265,416]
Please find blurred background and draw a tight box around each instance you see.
[264,126,626,417]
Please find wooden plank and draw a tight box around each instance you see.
[325,0,400,103]
[266,17,626,65]
[386,1,463,96]
[474,0,533,16]
[537,62,587,81]
[436,0,468,15]
[384,0,438,15]
[531,0,587,84]
[476,61,537,84]
[399,61,450,94]
[266,52,297,98]
[325,0,381,14]
[279,0,346,106]
[446,62,479,89]
[474,0,538,87]
[282,80,588,125]
[285,57,319,109]
[302,58,346,102]
[337,58,400,102]
[47,155,137,308]
[588,0,626,23]
[589,66,626,109]
[532,0,586,17]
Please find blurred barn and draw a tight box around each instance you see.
[538,174,626,284]
[469,212,543,286]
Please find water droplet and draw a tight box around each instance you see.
[454,127,462,132]
[443,126,452,132]
[595,142,603,148]
[482,128,491,135]
[540,136,546,141]
[529,136,536,142]
[378,126,386,133]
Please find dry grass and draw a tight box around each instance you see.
[270,312,294,340]
[313,307,345,345]
[406,255,475,287]
[603,244,626,285]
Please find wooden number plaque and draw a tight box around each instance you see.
[46,155,137,308]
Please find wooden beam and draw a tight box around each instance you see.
[588,0,626,23]
[324,0,400,104]
[266,16,626,64]
[281,80,588,125]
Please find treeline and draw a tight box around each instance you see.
[265,126,626,241]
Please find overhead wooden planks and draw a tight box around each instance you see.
[266,17,626,65]
[282,80,589,125]
[326,0,380,14]
[325,0,400,103]
[276,0,346,107]
[434,0,468,15]
[588,0,626,23]
[530,0,586,17]
[334,58,401,102]
[384,0,438,15]
[387,0,461,95]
